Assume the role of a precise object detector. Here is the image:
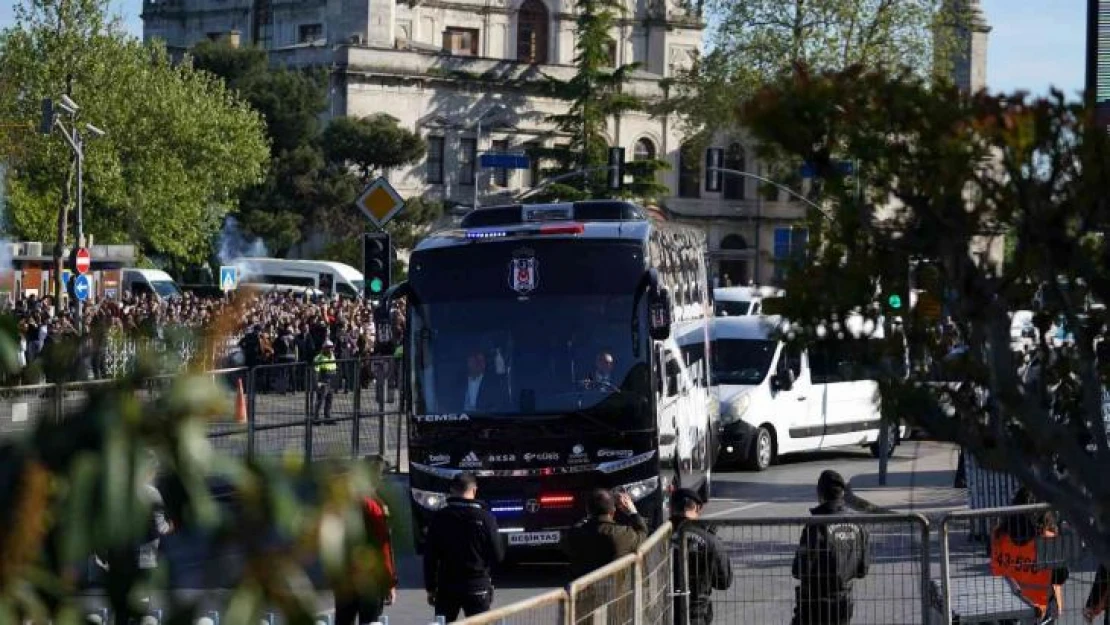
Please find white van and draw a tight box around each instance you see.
[232,258,365,299]
[690,315,907,471]
[713,286,784,317]
[122,268,182,301]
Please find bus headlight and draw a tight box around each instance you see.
[617,476,659,502]
[411,487,448,511]
[723,394,752,424]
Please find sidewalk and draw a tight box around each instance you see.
[848,440,968,518]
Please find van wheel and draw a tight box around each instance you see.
[744,427,774,471]
[869,423,900,459]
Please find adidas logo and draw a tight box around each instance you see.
[460,452,481,467]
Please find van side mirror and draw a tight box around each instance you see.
[648,287,672,341]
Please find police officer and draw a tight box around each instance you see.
[670,488,732,625]
[791,470,870,625]
[423,472,504,622]
[313,339,338,423]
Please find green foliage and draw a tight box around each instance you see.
[743,64,1110,566]
[192,42,433,260]
[0,0,270,264]
[0,321,401,622]
[673,0,965,136]
[317,197,444,280]
[321,115,426,183]
[532,0,668,202]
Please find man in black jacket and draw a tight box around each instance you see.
[791,470,870,625]
[566,489,648,579]
[671,488,732,625]
[423,473,504,622]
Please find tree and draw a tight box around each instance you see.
[321,114,426,183]
[0,0,269,265]
[0,311,398,622]
[742,65,1110,565]
[673,0,968,143]
[531,0,668,202]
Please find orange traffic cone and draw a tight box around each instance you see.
[235,378,248,424]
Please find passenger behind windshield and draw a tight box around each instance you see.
[458,349,508,412]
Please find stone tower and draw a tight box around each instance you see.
[946,0,992,92]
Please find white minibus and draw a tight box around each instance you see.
[233,258,365,299]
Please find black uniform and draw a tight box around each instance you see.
[672,517,733,625]
[791,500,870,625]
[565,512,648,579]
[423,496,504,621]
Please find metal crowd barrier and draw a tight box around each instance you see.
[0,358,408,467]
[935,504,1098,625]
[455,588,569,625]
[686,513,930,625]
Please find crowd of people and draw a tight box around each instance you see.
[0,289,405,384]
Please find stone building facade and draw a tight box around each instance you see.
[142,0,993,285]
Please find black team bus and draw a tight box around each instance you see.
[378,200,714,553]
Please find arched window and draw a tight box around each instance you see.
[517,0,549,64]
[723,143,745,200]
[720,234,748,250]
[633,137,656,161]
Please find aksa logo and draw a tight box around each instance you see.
[459,451,482,468]
[487,454,516,463]
[524,452,560,462]
[597,449,634,459]
[415,413,470,423]
[568,444,590,464]
[427,454,451,466]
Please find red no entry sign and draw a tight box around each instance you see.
[74,247,91,274]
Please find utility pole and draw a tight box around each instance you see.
[41,93,103,335]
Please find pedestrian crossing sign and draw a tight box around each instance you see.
[220,266,238,292]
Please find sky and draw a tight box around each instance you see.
[0,0,1089,97]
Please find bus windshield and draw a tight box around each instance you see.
[411,295,650,417]
[712,339,776,385]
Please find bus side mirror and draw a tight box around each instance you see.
[648,287,672,341]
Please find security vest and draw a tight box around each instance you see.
[314,353,337,374]
[990,528,1064,615]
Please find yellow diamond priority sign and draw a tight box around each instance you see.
[355,177,405,228]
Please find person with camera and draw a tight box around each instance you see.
[566,488,648,579]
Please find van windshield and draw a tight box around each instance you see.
[712,339,776,385]
[715,300,752,316]
[151,280,180,299]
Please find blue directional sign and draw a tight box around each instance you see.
[72,274,91,301]
[480,153,531,169]
[220,266,238,292]
[800,160,855,178]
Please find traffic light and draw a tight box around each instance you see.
[608,147,625,191]
[363,232,391,297]
[880,252,910,316]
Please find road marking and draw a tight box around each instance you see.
[702,502,764,518]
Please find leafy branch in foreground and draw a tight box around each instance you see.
[744,65,1110,565]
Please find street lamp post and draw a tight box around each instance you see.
[41,95,104,336]
[472,103,507,210]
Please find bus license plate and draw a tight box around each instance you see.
[508,531,561,546]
